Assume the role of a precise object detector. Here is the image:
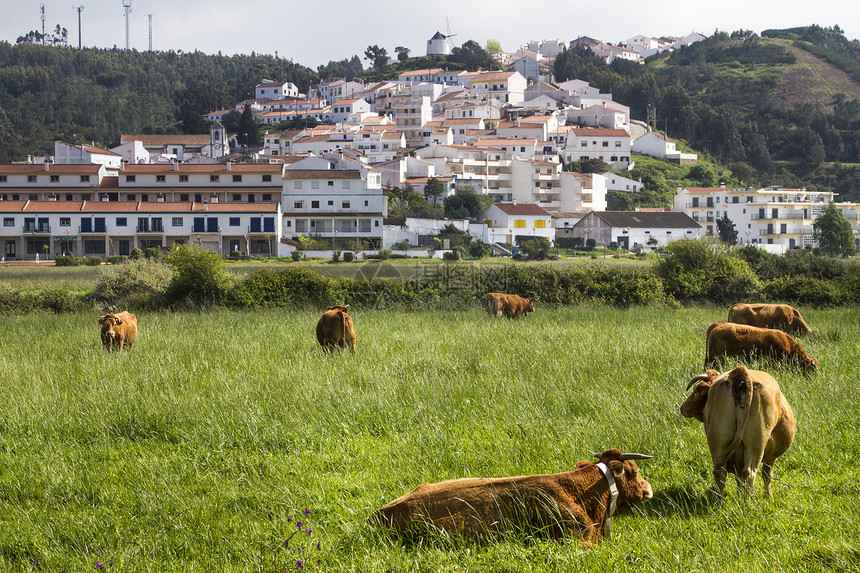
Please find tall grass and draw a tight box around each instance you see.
[1,307,858,571]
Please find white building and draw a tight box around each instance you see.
[469,71,527,106]
[632,131,697,164]
[427,31,453,56]
[54,142,123,171]
[256,80,299,100]
[565,210,702,251]
[674,184,860,253]
[564,128,632,168]
[482,203,554,246]
[282,168,387,250]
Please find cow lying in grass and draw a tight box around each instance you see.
[372,449,653,545]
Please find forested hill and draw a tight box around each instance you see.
[554,25,860,199]
[0,42,317,161]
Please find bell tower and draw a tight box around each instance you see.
[209,120,228,159]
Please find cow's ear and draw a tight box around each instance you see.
[98,316,106,324]
[608,460,624,478]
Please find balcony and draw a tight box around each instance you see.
[751,212,806,220]
[137,224,164,233]
[759,228,808,236]
[24,224,51,233]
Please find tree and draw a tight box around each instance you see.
[716,213,738,244]
[468,239,490,259]
[519,237,550,260]
[443,187,492,220]
[393,239,411,254]
[485,39,502,54]
[565,157,609,174]
[395,46,411,62]
[423,177,444,207]
[236,105,260,149]
[165,244,230,307]
[363,45,389,70]
[813,203,857,257]
[449,40,498,71]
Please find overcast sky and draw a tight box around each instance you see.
[3,0,857,69]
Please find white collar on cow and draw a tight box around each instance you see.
[595,462,619,538]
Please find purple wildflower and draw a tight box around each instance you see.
[297,521,303,528]
[317,541,321,550]
[287,515,292,521]
[297,560,302,567]
[304,508,310,515]
[306,528,312,535]
[317,559,321,564]
[97,563,103,568]
[284,540,289,547]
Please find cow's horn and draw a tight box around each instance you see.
[686,373,710,391]
[618,453,653,461]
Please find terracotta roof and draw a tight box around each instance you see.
[494,203,551,216]
[121,134,210,146]
[0,200,28,212]
[0,164,103,174]
[571,128,630,137]
[121,163,283,174]
[590,211,700,228]
[474,138,536,147]
[282,170,362,180]
[471,71,518,83]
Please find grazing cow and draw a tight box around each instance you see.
[372,449,653,545]
[681,366,796,499]
[705,322,818,374]
[316,305,356,354]
[485,293,535,319]
[97,311,138,352]
[728,303,812,335]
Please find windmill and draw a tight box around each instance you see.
[122,0,132,50]
[444,17,457,52]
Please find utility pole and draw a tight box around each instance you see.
[40,4,46,45]
[72,5,85,49]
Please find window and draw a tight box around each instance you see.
[179,175,189,182]
[0,176,6,183]
[229,217,240,227]
[342,180,350,189]
[328,200,334,206]
[125,175,136,182]
[232,174,242,182]
[364,201,369,207]
[127,194,136,201]
[50,175,60,183]
[116,217,127,227]
[3,217,13,227]
[514,220,526,228]
[294,201,303,209]
[157,175,166,182]
[615,141,622,148]
[262,174,272,182]
[602,141,609,148]
[534,220,546,229]
[180,194,189,202]
[210,175,219,182]
[311,201,319,208]
[311,181,320,189]
[141,194,149,202]
[60,218,71,227]
[28,175,37,183]
[342,201,350,209]
[580,141,587,148]
[66,194,73,201]
[172,217,183,227]
[233,194,242,202]
[293,181,302,189]
[262,194,272,201]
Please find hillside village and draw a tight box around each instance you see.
[1,31,858,261]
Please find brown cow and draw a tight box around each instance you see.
[728,303,812,335]
[705,322,818,374]
[372,449,653,545]
[316,305,356,354]
[681,366,796,499]
[97,311,138,352]
[485,293,535,319]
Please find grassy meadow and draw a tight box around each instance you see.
[1,305,859,572]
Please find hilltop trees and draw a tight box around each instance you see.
[814,203,857,257]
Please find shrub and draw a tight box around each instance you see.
[763,276,842,306]
[332,250,341,263]
[343,251,355,262]
[654,238,761,303]
[609,241,619,250]
[107,255,129,265]
[519,237,551,260]
[443,249,460,261]
[229,250,242,260]
[144,247,162,260]
[54,254,79,267]
[90,258,173,309]
[377,249,392,260]
[130,248,144,260]
[469,240,489,259]
[227,268,352,309]
[165,244,231,307]
[85,256,102,266]
[291,250,303,261]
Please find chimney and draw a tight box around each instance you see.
[226,161,232,171]
[210,193,219,204]
[173,158,179,171]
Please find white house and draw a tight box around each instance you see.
[565,210,701,251]
[600,172,643,193]
[564,128,632,168]
[481,202,554,246]
[330,98,372,124]
[469,71,527,106]
[632,131,698,164]
[282,168,387,250]
[256,80,299,100]
[54,142,123,171]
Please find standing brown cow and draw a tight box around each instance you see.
[98,311,138,352]
[728,303,812,335]
[316,305,356,354]
[485,293,535,319]
[372,449,653,545]
[705,322,818,374]
[681,366,796,499]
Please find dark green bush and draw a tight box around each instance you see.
[130,248,144,259]
[90,259,173,308]
[332,250,341,262]
[377,249,392,260]
[85,256,102,266]
[226,268,352,308]
[144,247,162,260]
[343,251,355,263]
[165,244,231,307]
[291,250,302,261]
[54,254,79,267]
[763,276,842,306]
[108,255,129,265]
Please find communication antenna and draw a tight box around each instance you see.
[72,5,85,49]
[122,0,133,50]
[147,13,154,51]
[40,4,46,45]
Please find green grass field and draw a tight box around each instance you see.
[1,306,859,572]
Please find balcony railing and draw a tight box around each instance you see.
[24,224,50,233]
[759,228,808,236]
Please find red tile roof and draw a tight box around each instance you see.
[494,203,551,216]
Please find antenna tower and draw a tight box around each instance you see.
[40,4,46,45]
[72,5,85,49]
[147,13,154,51]
[122,0,133,50]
